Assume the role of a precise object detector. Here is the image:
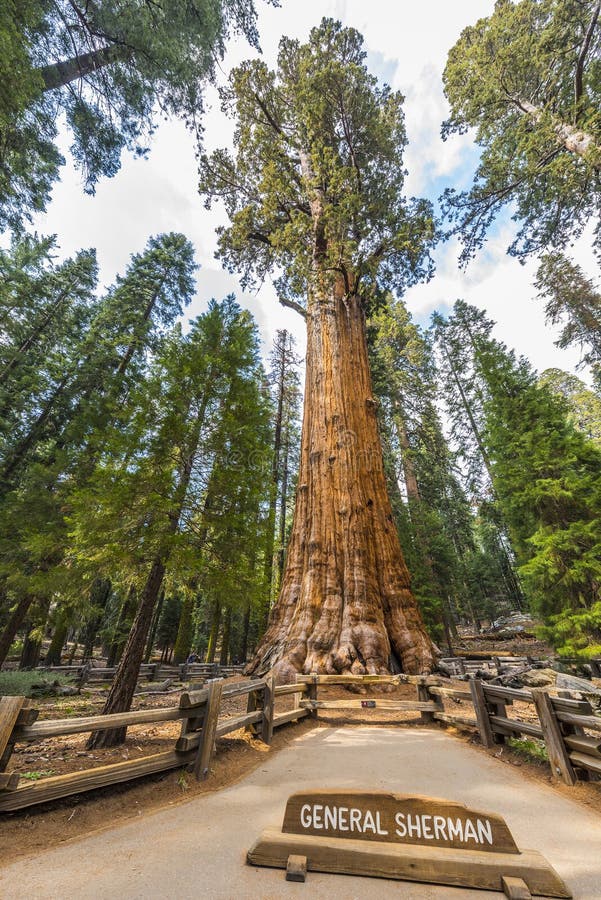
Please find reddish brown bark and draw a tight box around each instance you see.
[248,279,437,680]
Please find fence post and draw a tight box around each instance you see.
[0,696,26,773]
[77,660,91,690]
[417,677,435,724]
[293,675,304,712]
[531,689,577,786]
[245,682,260,737]
[192,679,223,781]
[307,674,318,719]
[469,678,495,749]
[261,673,275,745]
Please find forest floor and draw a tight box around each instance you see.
[3,674,601,865]
[450,630,553,658]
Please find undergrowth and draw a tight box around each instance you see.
[507,736,549,765]
[0,670,74,697]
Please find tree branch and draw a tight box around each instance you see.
[38,43,129,90]
[277,296,306,319]
[247,231,272,245]
[252,91,284,135]
[575,0,600,106]
[509,96,600,168]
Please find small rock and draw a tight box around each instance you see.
[521,669,556,688]
[556,672,601,696]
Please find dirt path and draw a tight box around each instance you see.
[2,725,600,899]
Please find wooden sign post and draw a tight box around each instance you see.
[247,791,571,898]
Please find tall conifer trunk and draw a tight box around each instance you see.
[0,595,34,667]
[201,20,438,680]
[248,281,436,679]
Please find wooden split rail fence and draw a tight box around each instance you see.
[439,656,533,677]
[25,661,246,687]
[1,672,600,813]
[0,676,312,813]
[439,654,601,678]
[428,679,601,786]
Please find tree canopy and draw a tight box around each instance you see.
[199,17,435,312]
[536,251,601,389]
[0,0,274,231]
[442,0,601,262]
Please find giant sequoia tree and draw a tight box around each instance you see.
[199,19,437,678]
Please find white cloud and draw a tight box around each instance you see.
[28,0,597,381]
[404,228,592,380]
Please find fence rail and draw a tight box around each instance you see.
[428,676,601,786]
[438,654,601,678]
[17,661,246,688]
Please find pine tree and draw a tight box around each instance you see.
[68,297,270,743]
[536,252,601,390]
[0,233,196,668]
[0,0,273,229]
[442,0,600,262]
[368,298,515,643]
[540,368,601,445]
[261,330,301,625]
[445,302,601,649]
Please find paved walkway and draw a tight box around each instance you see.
[2,726,601,899]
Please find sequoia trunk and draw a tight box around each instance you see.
[248,282,436,680]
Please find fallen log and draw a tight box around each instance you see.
[134,677,175,694]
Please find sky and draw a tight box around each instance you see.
[31,0,598,379]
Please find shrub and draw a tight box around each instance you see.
[0,670,74,697]
[538,602,601,659]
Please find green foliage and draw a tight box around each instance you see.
[0,670,72,696]
[155,594,183,657]
[536,252,601,389]
[63,294,272,665]
[0,232,198,669]
[431,305,494,499]
[428,303,526,622]
[443,0,601,261]
[539,601,601,657]
[368,297,520,639]
[263,329,301,609]
[0,232,197,659]
[440,301,601,641]
[199,18,435,311]
[172,594,194,664]
[20,770,56,780]
[0,0,273,229]
[540,368,601,445]
[0,232,195,496]
[0,223,276,669]
[506,737,549,764]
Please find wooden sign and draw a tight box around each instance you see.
[283,790,519,853]
[247,790,572,898]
